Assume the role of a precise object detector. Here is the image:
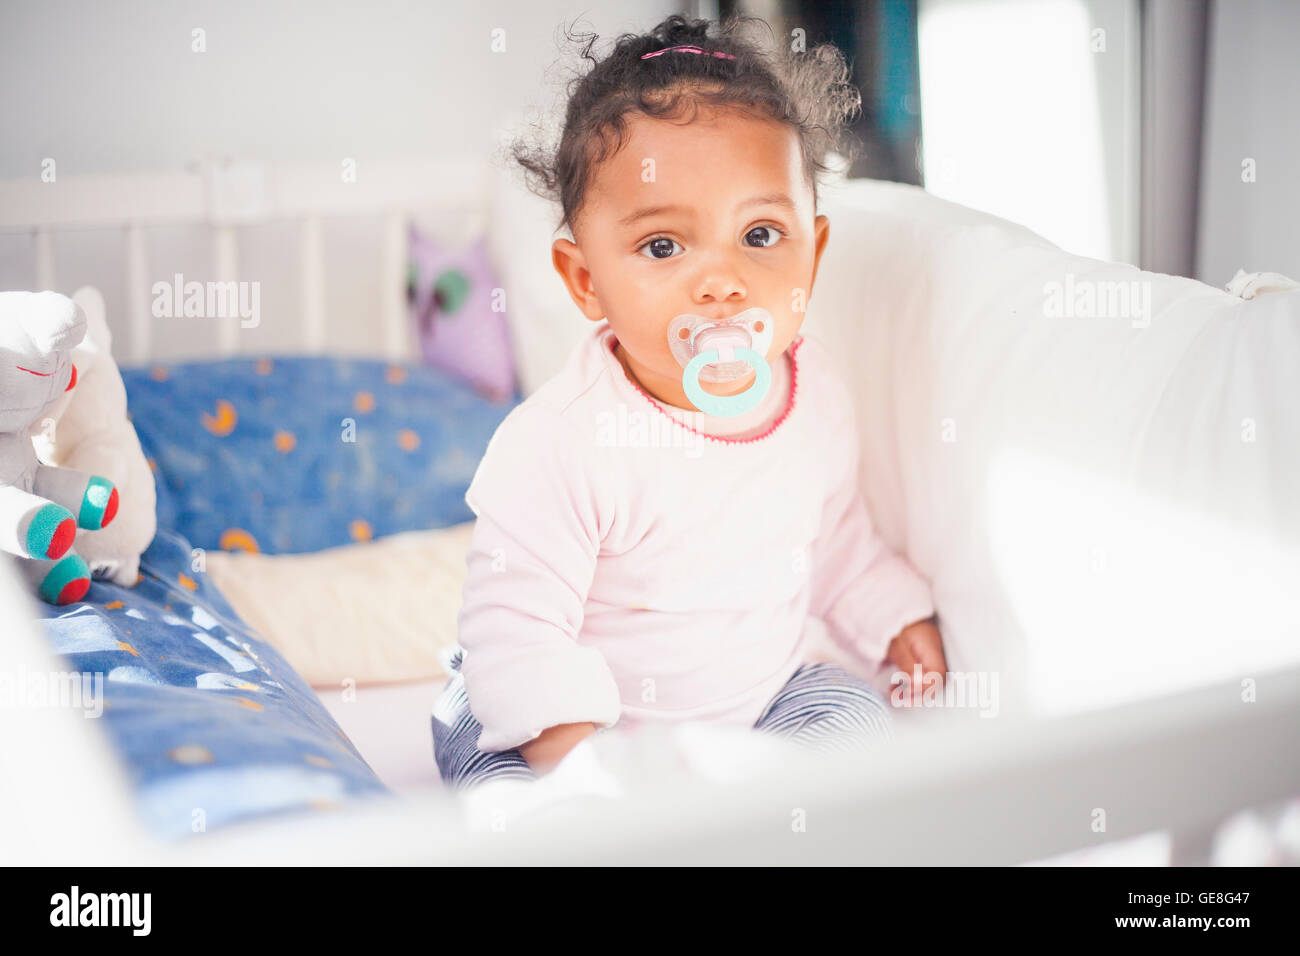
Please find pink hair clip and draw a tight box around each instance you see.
[641,44,735,60]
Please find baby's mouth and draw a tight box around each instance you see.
[692,332,754,381]
[667,307,774,383]
[665,307,775,417]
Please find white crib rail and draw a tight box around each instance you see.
[8,570,1297,866]
[0,157,492,363]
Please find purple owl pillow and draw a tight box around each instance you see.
[407,226,517,402]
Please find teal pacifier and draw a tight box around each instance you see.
[668,307,775,418]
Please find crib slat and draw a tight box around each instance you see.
[125,225,151,364]
[301,217,325,353]
[34,227,56,292]
[213,225,240,356]
[380,211,407,359]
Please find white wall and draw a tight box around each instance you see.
[0,0,674,359]
[0,0,670,178]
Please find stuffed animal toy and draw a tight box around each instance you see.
[1,290,118,605]
[33,287,156,586]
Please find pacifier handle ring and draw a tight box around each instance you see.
[682,347,771,418]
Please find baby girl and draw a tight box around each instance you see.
[433,14,946,789]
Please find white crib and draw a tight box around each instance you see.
[0,156,492,364]
[2,157,1297,866]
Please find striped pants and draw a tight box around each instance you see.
[431,646,893,791]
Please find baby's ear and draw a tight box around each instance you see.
[809,214,832,285]
[551,238,604,321]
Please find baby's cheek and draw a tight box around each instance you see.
[634,324,677,367]
[771,312,805,352]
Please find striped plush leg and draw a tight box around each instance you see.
[33,463,118,531]
[0,485,78,560]
[17,551,93,605]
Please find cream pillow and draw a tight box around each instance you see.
[205,522,475,688]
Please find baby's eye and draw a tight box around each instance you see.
[638,237,682,260]
[744,225,785,248]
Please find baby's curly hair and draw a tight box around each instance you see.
[511,13,863,237]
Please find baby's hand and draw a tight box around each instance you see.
[886,617,947,705]
[519,721,597,775]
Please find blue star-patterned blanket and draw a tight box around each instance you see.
[36,526,390,839]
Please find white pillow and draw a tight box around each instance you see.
[809,177,1300,717]
[205,523,474,688]
[485,161,591,397]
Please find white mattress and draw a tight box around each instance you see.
[317,678,445,793]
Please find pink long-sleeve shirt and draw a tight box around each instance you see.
[456,320,935,752]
